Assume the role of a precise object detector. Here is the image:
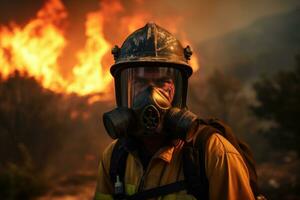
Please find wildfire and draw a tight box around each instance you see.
[66,12,111,95]
[0,0,199,99]
[0,0,67,91]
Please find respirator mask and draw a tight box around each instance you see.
[103,67,198,141]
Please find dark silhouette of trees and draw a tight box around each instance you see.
[0,71,69,171]
[0,71,69,199]
[0,70,112,198]
[252,55,300,154]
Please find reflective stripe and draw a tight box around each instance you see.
[125,183,136,195]
[94,192,113,200]
[93,185,136,200]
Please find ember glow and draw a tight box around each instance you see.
[0,0,199,98]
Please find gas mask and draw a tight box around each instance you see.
[103,67,199,141]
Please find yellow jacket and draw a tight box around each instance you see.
[94,133,255,200]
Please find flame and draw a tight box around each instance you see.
[0,0,199,100]
[0,0,67,91]
[67,12,111,95]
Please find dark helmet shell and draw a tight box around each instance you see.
[110,23,193,78]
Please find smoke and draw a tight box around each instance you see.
[1,0,299,42]
[165,0,300,42]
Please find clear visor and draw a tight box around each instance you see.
[120,67,182,107]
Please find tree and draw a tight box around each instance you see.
[252,55,300,154]
[0,71,112,198]
[0,71,69,170]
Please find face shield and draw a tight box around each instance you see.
[119,67,183,108]
[104,66,198,140]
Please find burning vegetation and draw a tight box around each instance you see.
[0,0,199,199]
[0,0,198,96]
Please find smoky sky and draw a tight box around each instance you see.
[0,0,299,43]
[139,0,300,43]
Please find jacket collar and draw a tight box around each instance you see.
[122,137,183,163]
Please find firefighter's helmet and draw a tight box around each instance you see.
[110,22,193,108]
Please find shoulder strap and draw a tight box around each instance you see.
[182,121,218,200]
[238,140,260,196]
[182,144,206,199]
[109,139,129,196]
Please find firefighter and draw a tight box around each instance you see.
[94,23,256,200]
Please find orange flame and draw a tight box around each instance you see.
[0,0,67,91]
[0,0,199,100]
[67,12,111,95]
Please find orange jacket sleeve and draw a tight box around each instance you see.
[205,134,255,200]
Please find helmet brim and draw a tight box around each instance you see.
[111,60,193,79]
